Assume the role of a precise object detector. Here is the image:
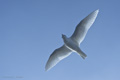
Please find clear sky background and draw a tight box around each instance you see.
[0,0,120,80]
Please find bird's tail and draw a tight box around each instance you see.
[77,49,87,59]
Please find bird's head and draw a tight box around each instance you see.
[62,34,68,43]
[62,34,67,39]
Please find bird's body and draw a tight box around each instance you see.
[45,9,99,71]
[62,34,79,51]
[62,34,86,59]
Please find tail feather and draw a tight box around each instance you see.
[77,49,87,59]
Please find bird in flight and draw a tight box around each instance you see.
[45,9,99,71]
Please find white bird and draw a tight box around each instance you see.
[45,9,99,71]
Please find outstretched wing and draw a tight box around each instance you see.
[71,9,99,44]
[45,45,72,71]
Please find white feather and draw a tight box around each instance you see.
[45,9,99,71]
[45,45,72,71]
[71,9,99,44]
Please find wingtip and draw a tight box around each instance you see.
[45,64,51,71]
[90,9,99,17]
[45,65,49,71]
[45,67,47,71]
[45,68,48,72]
[95,9,99,13]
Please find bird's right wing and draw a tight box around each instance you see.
[45,45,72,71]
[71,9,99,44]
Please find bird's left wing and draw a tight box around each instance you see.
[71,9,99,44]
[45,45,72,71]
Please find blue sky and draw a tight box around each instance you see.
[0,0,120,80]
